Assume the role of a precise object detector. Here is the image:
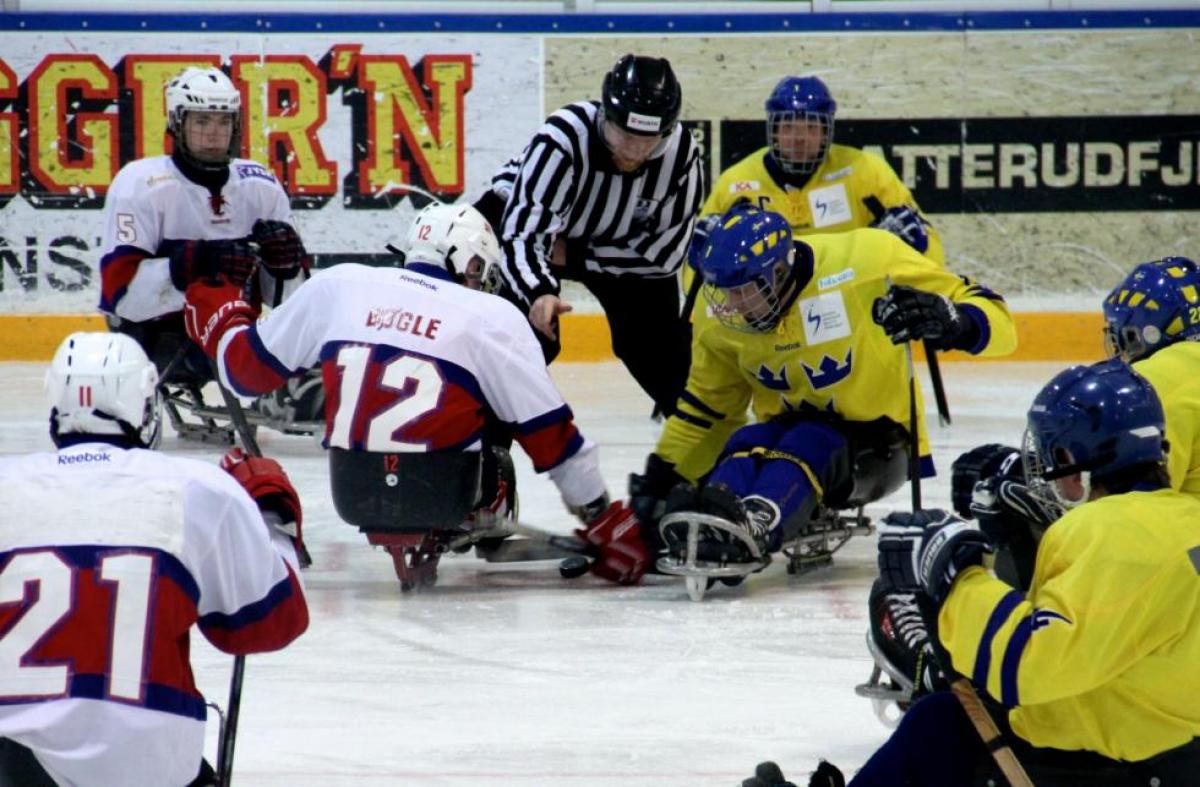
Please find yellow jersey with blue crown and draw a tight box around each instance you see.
[657,227,1016,481]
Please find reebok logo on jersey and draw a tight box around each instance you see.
[58,451,112,465]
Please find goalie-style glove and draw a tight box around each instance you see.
[575,500,647,586]
[950,443,1023,518]
[220,447,311,567]
[877,509,993,605]
[871,205,929,254]
[183,280,258,358]
[872,285,976,351]
[168,238,260,291]
[252,219,308,280]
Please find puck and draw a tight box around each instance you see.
[558,556,590,579]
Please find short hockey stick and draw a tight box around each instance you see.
[206,359,257,787]
[900,336,1032,787]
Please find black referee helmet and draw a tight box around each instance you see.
[601,54,681,137]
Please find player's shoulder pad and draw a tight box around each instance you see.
[111,155,178,197]
[230,158,281,186]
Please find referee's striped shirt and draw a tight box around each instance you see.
[488,100,704,306]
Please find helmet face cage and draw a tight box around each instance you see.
[165,67,242,170]
[704,258,793,333]
[1102,256,1200,363]
[765,76,837,176]
[1020,427,1074,519]
[46,332,162,449]
[699,205,797,333]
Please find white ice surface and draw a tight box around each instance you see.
[0,359,1065,786]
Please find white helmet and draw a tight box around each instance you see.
[165,66,241,169]
[405,202,503,291]
[46,332,162,449]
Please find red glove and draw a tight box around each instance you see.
[183,280,258,358]
[575,501,647,586]
[220,447,310,567]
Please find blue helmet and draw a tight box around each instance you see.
[1102,256,1200,362]
[698,204,798,332]
[765,76,837,176]
[1023,359,1166,510]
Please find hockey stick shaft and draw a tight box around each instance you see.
[207,360,255,787]
[923,341,952,427]
[507,521,594,557]
[900,339,1032,787]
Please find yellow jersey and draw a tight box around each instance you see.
[701,145,945,265]
[656,228,1016,481]
[939,488,1200,761]
[1134,341,1200,499]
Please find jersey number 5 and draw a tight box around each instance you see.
[0,550,155,702]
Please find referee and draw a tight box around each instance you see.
[474,54,704,417]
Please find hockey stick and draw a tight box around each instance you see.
[205,360,258,787]
[864,195,951,427]
[900,338,1032,787]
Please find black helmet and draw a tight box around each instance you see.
[601,54,681,137]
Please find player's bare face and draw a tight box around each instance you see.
[773,118,826,168]
[183,111,235,163]
[603,123,662,172]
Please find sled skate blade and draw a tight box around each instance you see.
[854,633,913,728]
[657,512,770,601]
[365,532,443,592]
[782,509,873,576]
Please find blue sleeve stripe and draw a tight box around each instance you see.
[679,390,724,420]
[958,303,991,355]
[1000,616,1036,708]
[674,409,714,430]
[919,454,936,479]
[516,403,574,435]
[246,326,296,378]
[198,573,296,631]
[972,590,1026,688]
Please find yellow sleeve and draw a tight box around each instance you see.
[939,511,1192,708]
[701,168,733,218]
[860,151,946,266]
[885,238,1018,357]
[654,325,750,481]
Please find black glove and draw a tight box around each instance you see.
[872,285,976,351]
[871,205,929,254]
[252,219,308,279]
[742,761,799,787]
[950,443,1023,518]
[168,238,260,290]
[970,477,1058,545]
[877,509,993,605]
[627,453,686,529]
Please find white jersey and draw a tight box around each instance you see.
[0,443,308,787]
[98,155,296,322]
[214,263,607,507]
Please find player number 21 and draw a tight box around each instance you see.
[0,550,155,702]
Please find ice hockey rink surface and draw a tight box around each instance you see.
[0,359,1067,786]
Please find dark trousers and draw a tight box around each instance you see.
[851,692,1200,786]
[474,190,691,416]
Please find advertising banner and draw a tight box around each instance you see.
[0,33,543,312]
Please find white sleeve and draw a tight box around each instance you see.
[473,303,570,424]
[103,167,181,321]
[252,272,327,373]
